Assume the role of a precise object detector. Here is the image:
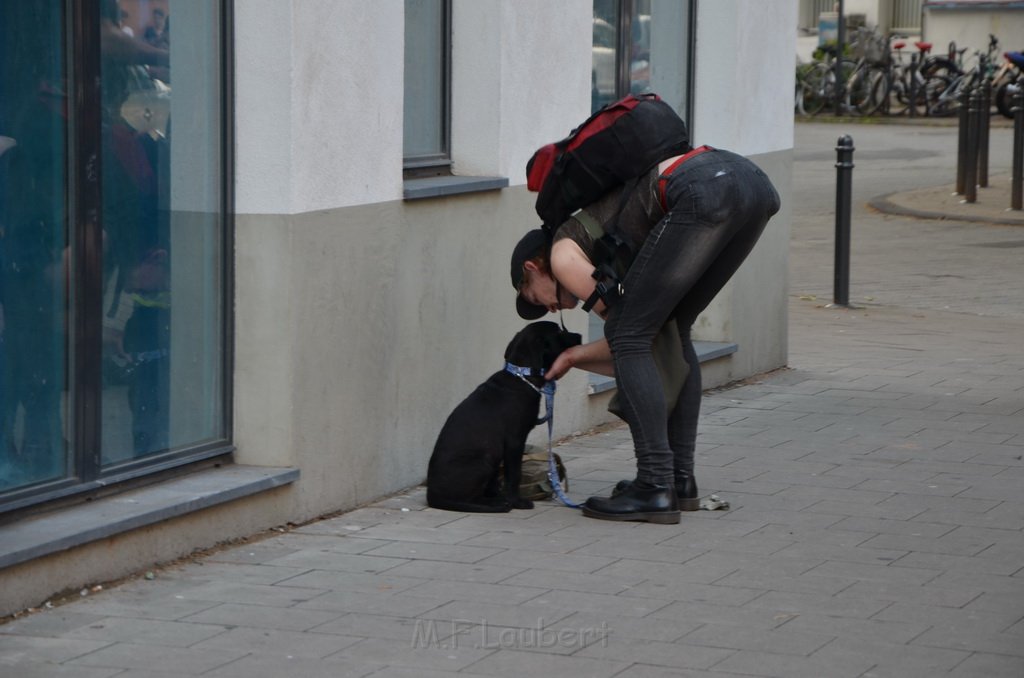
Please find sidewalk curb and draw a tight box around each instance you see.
[869,192,1024,226]
[868,188,1024,228]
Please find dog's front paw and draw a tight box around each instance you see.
[509,497,534,510]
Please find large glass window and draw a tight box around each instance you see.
[0,5,68,492]
[403,0,451,171]
[589,0,693,391]
[592,0,692,114]
[0,0,231,511]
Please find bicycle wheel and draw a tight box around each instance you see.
[995,80,1018,119]
[920,56,961,80]
[800,62,833,116]
[835,58,859,114]
[794,62,815,115]
[925,74,959,117]
[901,72,949,116]
[853,64,890,116]
[845,65,872,115]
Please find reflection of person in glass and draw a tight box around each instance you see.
[0,4,68,487]
[100,0,172,458]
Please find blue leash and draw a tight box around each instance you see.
[505,363,582,509]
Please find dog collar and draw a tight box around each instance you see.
[504,362,544,379]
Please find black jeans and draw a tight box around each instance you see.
[603,149,781,486]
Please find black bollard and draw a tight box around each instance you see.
[956,88,970,194]
[1012,83,1023,211]
[979,78,992,188]
[965,88,980,203]
[834,135,854,307]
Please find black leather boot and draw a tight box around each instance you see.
[612,471,700,511]
[582,481,680,524]
[674,471,700,512]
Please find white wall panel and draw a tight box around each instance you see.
[694,0,796,155]
[235,0,404,214]
[451,0,591,183]
[234,0,294,213]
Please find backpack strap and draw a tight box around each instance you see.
[574,170,655,313]
[574,207,604,241]
[575,209,628,313]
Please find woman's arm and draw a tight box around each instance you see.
[549,238,608,318]
[544,238,615,380]
[546,337,614,380]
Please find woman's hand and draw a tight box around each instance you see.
[545,339,615,381]
[545,346,578,381]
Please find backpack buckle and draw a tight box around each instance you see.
[582,265,624,313]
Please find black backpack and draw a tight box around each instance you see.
[525,93,690,310]
[526,93,690,232]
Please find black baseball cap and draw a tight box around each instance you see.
[510,228,550,320]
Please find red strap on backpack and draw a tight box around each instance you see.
[657,145,713,212]
[527,93,691,230]
[527,95,647,193]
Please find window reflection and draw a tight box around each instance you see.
[629,4,651,95]
[0,0,226,504]
[591,0,689,114]
[100,0,172,461]
[98,0,225,468]
[592,0,619,111]
[404,0,449,166]
[0,5,69,490]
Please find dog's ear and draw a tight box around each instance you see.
[537,330,571,371]
[504,331,525,363]
[506,321,558,365]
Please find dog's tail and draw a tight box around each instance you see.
[427,492,511,513]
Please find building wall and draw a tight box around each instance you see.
[232,0,796,522]
[0,0,796,616]
[923,7,1024,54]
[691,1,794,386]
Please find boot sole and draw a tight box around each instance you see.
[581,506,681,524]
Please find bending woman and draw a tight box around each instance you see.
[511,146,780,524]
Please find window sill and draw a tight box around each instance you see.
[0,464,299,570]
[588,340,739,395]
[403,175,509,200]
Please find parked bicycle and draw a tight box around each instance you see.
[922,34,1000,117]
[796,44,858,116]
[843,27,890,115]
[795,32,1012,120]
[993,49,1024,118]
[861,36,938,117]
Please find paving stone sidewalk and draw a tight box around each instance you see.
[2,123,1023,677]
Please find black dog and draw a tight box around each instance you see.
[427,321,581,513]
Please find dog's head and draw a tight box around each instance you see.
[503,321,582,377]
